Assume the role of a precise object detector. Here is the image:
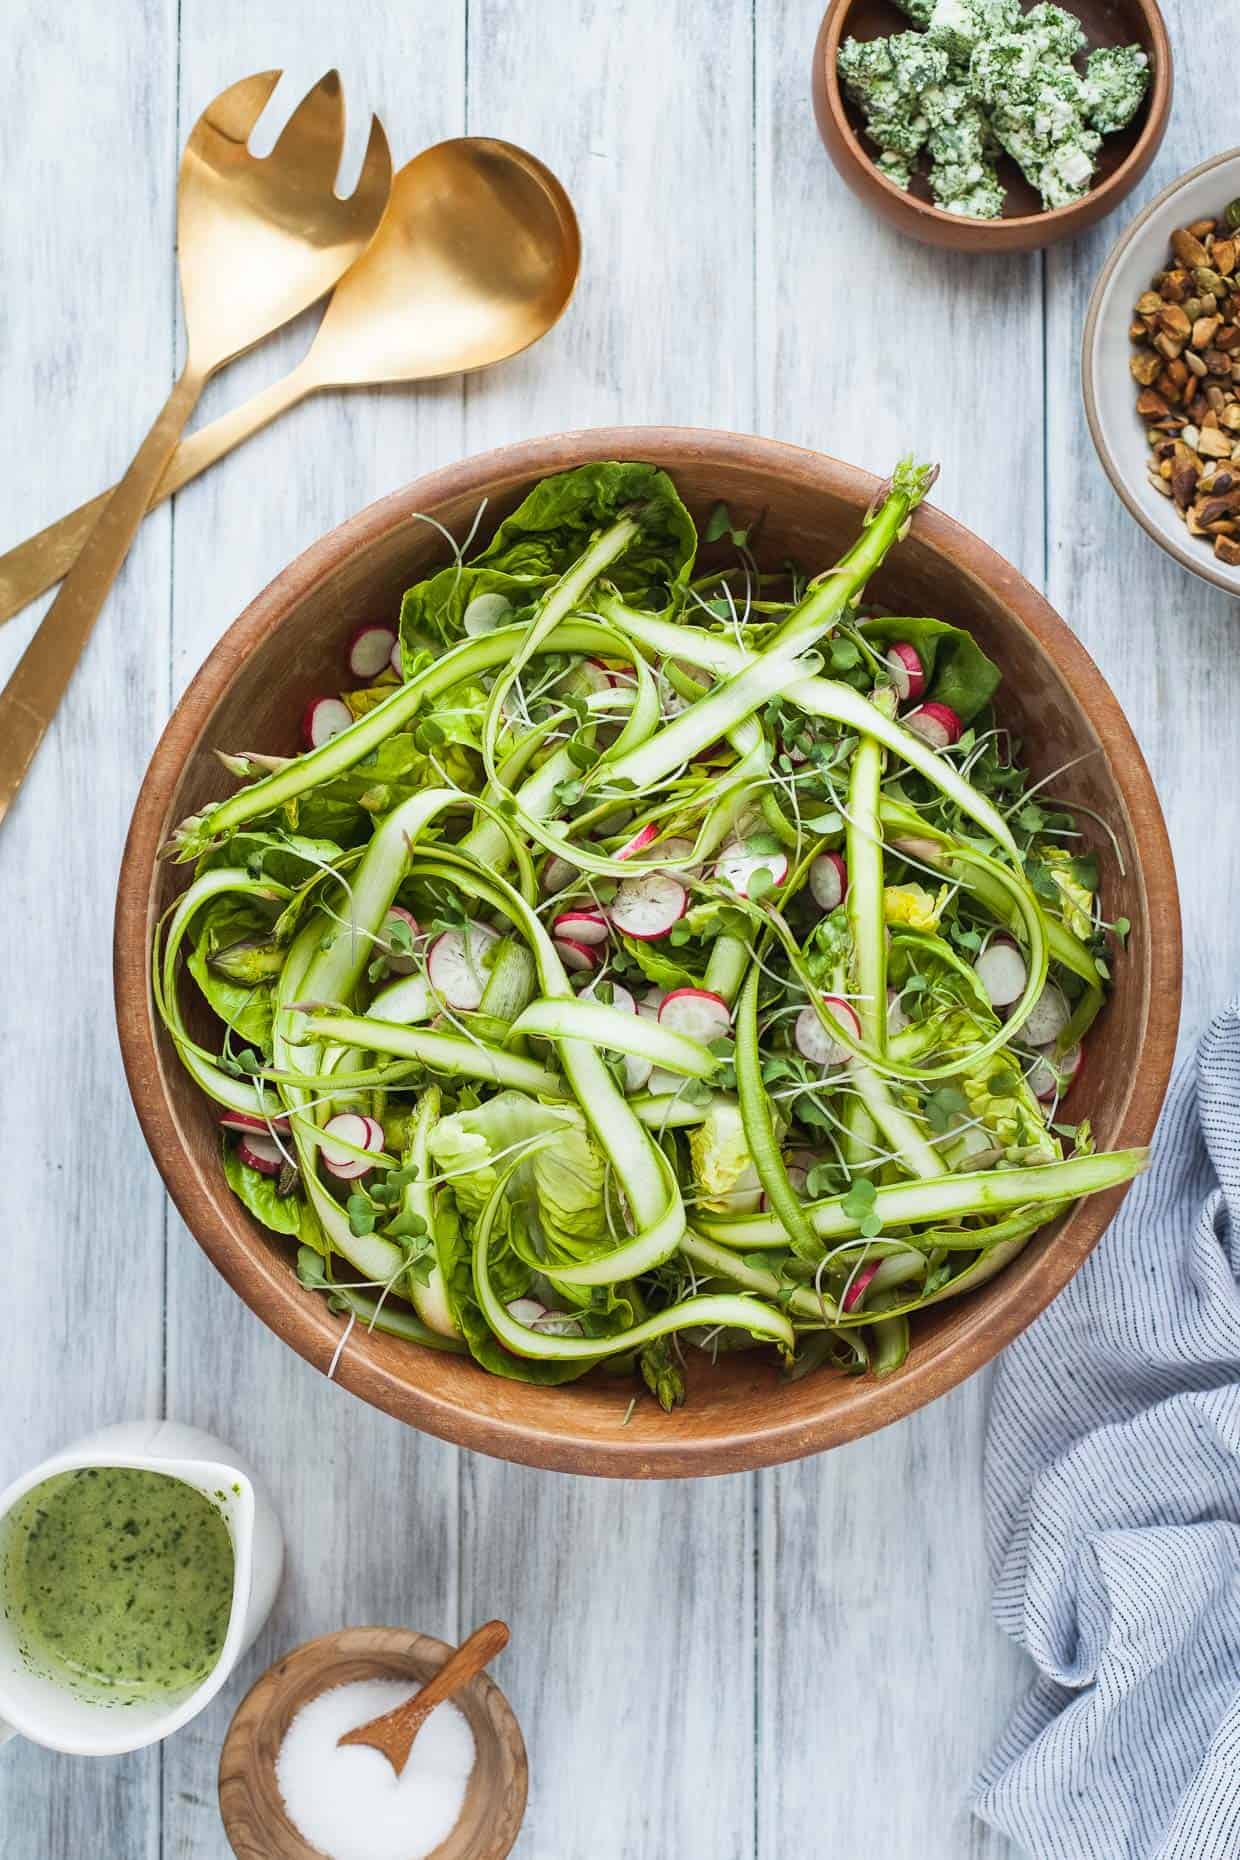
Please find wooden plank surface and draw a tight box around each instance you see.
[1,3,1235,1857]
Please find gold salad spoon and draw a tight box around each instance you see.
[0,138,581,633]
[0,70,391,828]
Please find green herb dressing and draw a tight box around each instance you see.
[2,1467,234,1700]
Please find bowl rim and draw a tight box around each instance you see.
[114,425,1183,1477]
[816,0,1173,236]
[1082,143,1240,598]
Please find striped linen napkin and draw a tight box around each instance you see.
[974,1003,1240,1859]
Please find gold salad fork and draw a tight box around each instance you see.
[0,69,391,829]
[0,138,579,627]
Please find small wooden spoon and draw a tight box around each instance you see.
[338,1620,510,1777]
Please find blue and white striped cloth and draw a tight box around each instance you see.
[974,1003,1240,1860]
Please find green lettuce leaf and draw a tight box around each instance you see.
[399,462,697,651]
[860,615,1000,723]
[186,898,279,1046]
[222,1141,315,1241]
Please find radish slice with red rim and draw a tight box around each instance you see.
[348,624,397,681]
[714,843,788,897]
[220,1110,290,1136]
[658,987,732,1045]
[237,1132,284,1176]
[1023,981,1070,1047]
[381,905,420,975]
[615,823,658,862]
[320,1112,384,1180]
[808,851,847,912]
[609,871,687,940]
[554,937,599,973]
[301,696,352,751]
[795,996,860,1067]
[974,936,1027,1010]
[904,701,962,749]
[553,910,609,946]
[842,1260,881,1312]
[884,642,926,704]
[541,854,580,895]
[427,922,500,1010]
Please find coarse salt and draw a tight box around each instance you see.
[275,1676,476,1860]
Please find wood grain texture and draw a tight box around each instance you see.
[1,6,1236,1860]
[0,3,178,1857]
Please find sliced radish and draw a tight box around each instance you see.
[842,1260,881,1312]
[389,636,403,678]
[795,996,861,1068]
[320,1112,384,1180]
[637,988,666,1020]
[541,854,580,895]
[347,623,397,681]
[555,937,599,973]
[554,910,609,946]
[1029,1042,1083,1102]
[658,988,732,1045]
[616,823,658,861]
[885,641,926,703]
[609,871,688,940]
[463,592,513,636]
[663,661,712,717]
[714,843,789,897]
[219,1110,290,1136]
[974,936,1027,1010]
[783,1149,816,1196]
[504,1297,583,1337]
[380,905,420,975]
[427,922,500,1010]
[624,1052,654,1093]
[1023,981,1070,1047]
[809,851,848,913]
[301,696,351,751]
[887,987,910,1035]
[506,1297,547,1327]
[583,979,637,1016]
[658,835,698,869]
[369,973,432,1025]
[237,1132,283,1176]
[904,701,962,750]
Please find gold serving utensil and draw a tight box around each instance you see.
[0,139,580,630]
[0,70,392,829]
[337,1620,510,1778]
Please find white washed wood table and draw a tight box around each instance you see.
[1,3,1235,1855]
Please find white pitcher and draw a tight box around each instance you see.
[0,1420,283,1756]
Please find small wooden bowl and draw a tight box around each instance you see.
[218,1628,528,1860]
[812,0,1172,252]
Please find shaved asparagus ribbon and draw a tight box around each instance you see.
[693,1149,1147,1252]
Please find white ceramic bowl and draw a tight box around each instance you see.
[1083,146,1240,599]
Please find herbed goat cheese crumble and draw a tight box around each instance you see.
[837,0,1149,219]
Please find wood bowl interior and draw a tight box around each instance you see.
[115,427,1181,1477]
[813,0,1172,250]
[218,1628,527,1860]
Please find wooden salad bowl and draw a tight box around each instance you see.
[114,428,1181,1477]
[812,0,1172,253]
